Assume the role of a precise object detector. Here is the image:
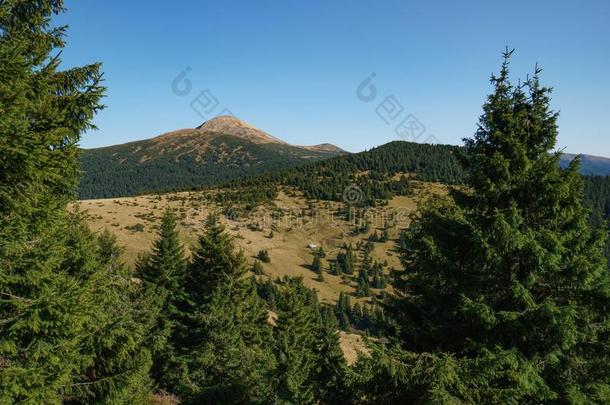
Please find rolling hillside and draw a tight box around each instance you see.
[78,116,346,199]
[75,140,468,307]
[76,140,610,302]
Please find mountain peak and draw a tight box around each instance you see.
[197,115,257,131]
[197,115,286,144]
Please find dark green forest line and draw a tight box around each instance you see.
[584,175,610,224]
[204,141,465,209]
[78,134,344,199]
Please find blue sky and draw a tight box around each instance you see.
[57,0,609,156]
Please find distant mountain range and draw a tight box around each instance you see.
[78,116,346,199]
[77,116,610,200]
[560,153,610,176]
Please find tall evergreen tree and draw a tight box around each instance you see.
[273,278,320,404]
[314,307,350,404]
[178,213,275,403]
[311,254,322,274]
[374,51,610,402]
[138,208,186,297]
[0,2,152,403]
[337,245,356,275]
[136,208,187,388]
[356,271,371,298]
[336,292,352,330]
[185,213,241,304]
[63,222,155,404]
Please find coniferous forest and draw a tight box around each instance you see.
[1,3,609,404]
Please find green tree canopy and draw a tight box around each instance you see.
[177,213,276,403]
[136,208,187,389]
[376,51,610,403]
[0,2,153,403]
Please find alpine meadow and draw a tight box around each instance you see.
[1,1,609,404]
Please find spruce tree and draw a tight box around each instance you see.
[314,307,350,403]
[336,292,352,330]
[138,208,186,298]
[136,208,187,389]
[356,268,371,297]
[361,251,372,272]
[0,2,153,403]
[329,261,341,276]
[377,51,610,402]
[311,254,322,274]
[337,245,356,275]
[185,213,242,304]
[273,278,319,404]
[178,213,276,403]
[361,304,372,331]
[352,303,363,327]
[63,222,155,404]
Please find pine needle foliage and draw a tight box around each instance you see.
[376,50,610,403]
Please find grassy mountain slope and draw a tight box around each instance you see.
[75,191,421,304]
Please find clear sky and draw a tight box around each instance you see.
[56,0,609,156]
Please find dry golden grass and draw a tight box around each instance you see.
[73,181,447,369]
[149,391,181,405]
[339,331,371,365]
[73,182,446,305]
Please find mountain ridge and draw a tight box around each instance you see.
[560,153,610,176]
[78,117,347,199]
